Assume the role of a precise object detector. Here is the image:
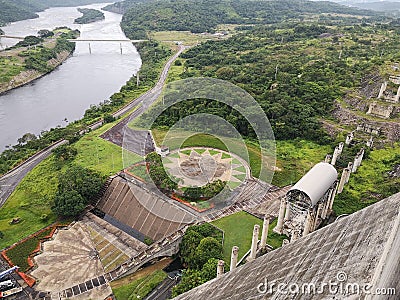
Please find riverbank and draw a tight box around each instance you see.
[0,29,78,95]
[0,51,72,95]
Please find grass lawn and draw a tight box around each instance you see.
[0,118,142,249]
[273,140,332,187]
[149,30,217,46]
[0,157,59,249]
[211,211,285,261]
[151,128,264,178]
[112,269,167,300]
[0,57,24,84]
[74,121,142,175]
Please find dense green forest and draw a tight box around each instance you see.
[0,0,111,25]
[137,22,400,142]
[111,0,378,39]
[74,8,105,24]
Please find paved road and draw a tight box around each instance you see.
[0,140,67,207]
[0,45,185,209]
[144,277,178,300]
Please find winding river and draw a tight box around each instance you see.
[0,3,142,150]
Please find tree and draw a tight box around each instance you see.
[200,258,219,281]
[38,29,54,38]
[52,165,104,217]
[17,133,37,145]
[52,189,86,217]
[171,269,204,297]
[52,145,77,162]
[179,229,204,267]
[57,165,104,201]
[194,237,224,269]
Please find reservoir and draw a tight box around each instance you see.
[0,3,142,150]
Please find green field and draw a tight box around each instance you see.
[0,157,58,249]
[74,121,142,175]
[211,211,285,261]
[112,269,167,300]
[0,119,142,249]
[0,57,24,83]
[274,140,332,186]
[150,30,218,46]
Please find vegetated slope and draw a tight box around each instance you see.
[139,22,400,142]
[0,0,42,25]
[110,0,377,39]
[0,0,111,25]
[74,8,105,24]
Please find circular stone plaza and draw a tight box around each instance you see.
[162,147,250,190]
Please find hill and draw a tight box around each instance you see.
[105,0,378,39]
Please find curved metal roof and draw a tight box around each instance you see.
[288,162,337,207]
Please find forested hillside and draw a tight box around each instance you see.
[138,22,400,142]
[111,0,377,39]
[0,0,110,26]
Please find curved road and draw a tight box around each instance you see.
[0,44,186,208]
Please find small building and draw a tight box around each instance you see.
[156,145,170,157]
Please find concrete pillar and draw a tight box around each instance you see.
[338,142,344,154]
[331,147,340,166]
[284,202,291,222]
[303,211,313,236]
[395,86,400,102]
[321,199,329,219]
[366,136,373,148]
[378,81,387,99]
[328,183,337,211]
[230,246,239,271]
[217,260,225,278]
[337,168,350,194]
[352,155,359,173]
[346,162,353,183]
[358,148,365,167]
[345,132,354,145]
[260,215,270,248]
[274,197,287,234]
[291,229,300,242]
[249,225,260,261]
[324,154,331,163]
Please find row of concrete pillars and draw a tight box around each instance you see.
[337,148,364,194]
[216,215,271,278]
[274,185,336,240]
[87,43,124,55]
[328,142,344,166]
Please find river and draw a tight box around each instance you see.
[0,3,141,151]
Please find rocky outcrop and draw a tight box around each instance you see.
[332,101,400,142]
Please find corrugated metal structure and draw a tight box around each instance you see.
[287,162,337,208]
